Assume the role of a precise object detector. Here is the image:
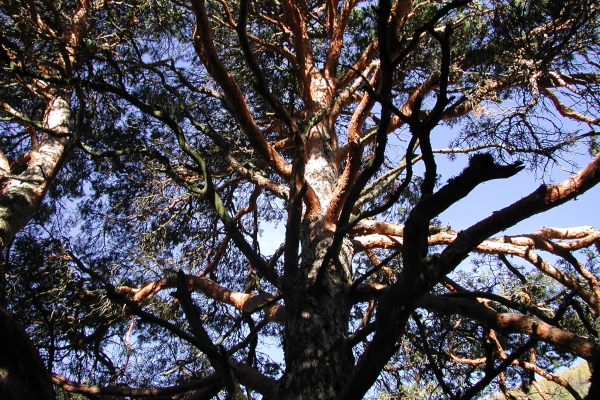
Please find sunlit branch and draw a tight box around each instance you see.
[65,252,204,348]
[542,87,600,124]
[389,0,411,42]
[326,75,376,226]
[516,359,584,400]
[353,224,600,311]
[117,274,286,322]
[0,102,70,137]
[417,294,598,360]
[324,0,361,79]
[430,153,600,283]
[280,0,319,107]
[337,42,379,89]
[339,153,600,400]
[52,373,222,398]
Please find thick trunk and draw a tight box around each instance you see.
[279,282,354,398]
[279,223,354,399]
[276,116,356,398]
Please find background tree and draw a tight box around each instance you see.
[2,0,600,399]
[0,0,140,397]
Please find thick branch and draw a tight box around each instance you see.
[117,275,286,323]
[417,295,599,361]
[52,373,222,398]
[340,154,600,400]
[430,153,600,282]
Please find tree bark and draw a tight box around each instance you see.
[279,216,355,399]
[0,93,72,248]
[0,307,55,400]
[279,274,354,398]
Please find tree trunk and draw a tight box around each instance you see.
[276,116,357,399]
[0,93,72,249]
[0,307,55,400]
[279,219,355,399]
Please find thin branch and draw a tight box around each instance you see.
[412,312,458,399]
[172,270,245,399]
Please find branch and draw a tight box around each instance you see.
[458,339,537,400]
[65,253,202,347]
[516,359,584,400]
[403,154,524,282]
[542,87,600,124]
[190,0,291,179]
[230,360,278,399]
[187,117,290,199]
[412,312,458,399]
[424,23,454,130]
[350,251,400,291]
[52,373,222,398]
[430,153,600,283]
[352,225,600,312]
[280,0,319,107]
[339,154,600,400]
[236,0,298,133]
[82,131,280,287]
[325,77,376,226]
[172,270,245,399]
[117,275,286,323]
[417,294,599,361]
[324,0,361,78]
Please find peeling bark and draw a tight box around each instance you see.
[0,92,74,400]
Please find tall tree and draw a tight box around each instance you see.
[2,0,600,399]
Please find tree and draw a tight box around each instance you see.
[2,0,600,399]
[0,0,137,397]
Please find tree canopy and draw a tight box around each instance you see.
[1,0,600,399]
